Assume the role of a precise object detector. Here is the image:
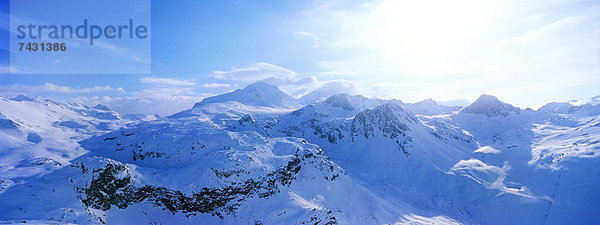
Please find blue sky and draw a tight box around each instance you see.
[6,0,151,74]
[0,0,599,115]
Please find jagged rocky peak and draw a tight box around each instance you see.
[355,104,418,125]
[538,95,600,115]
[414,98,437,106]
[405,98,462,116]
[319,93,390,114]
[194,81,301,108]
[298,80,358,105]
[351,103,418,139]
[10,95,34,102]
[538,102,576,114]
[324,94,356,111]
[92,104,111,111]
[461,94,520,117]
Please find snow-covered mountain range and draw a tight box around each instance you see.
[0,83,598,224]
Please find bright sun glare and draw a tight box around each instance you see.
[365,0,499,68]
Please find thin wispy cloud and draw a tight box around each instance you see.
[203,83,231,88]
[94,40,151,64]
[140,77,196,86]
[491,16,585,49]
[0,83,125,94]
[294,31,320,48]
[209,62,317,87]
[210,63,297,81]
[0,66,21,73]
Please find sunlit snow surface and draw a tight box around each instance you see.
[0,86,598,224]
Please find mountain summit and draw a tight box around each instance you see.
[298,81,359,105]
[195,81,301,109]
[460,94,520,117]
[405,98,462,116]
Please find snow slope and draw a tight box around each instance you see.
[0,96,137,180]
[0,86,598,225]
[447,94,600,224]
[0,111,460,224]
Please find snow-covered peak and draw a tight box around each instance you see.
[244,80,280,91]
[195,81,301,109]
[572,95,600,106]
[537,102,576,114]
[538,95,600,115]
[92,104,111,111]
[460,94,520,117]
[298,81,359,105]
[285,94,395,121]
[321,94,389,112]
[355,104,418,124]
[9,95,34,102]
[405,98,461,116]
[351,104,418,140]
[415,98,436,105]
[323,94,358,111]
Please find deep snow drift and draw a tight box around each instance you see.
[0,83,598,224]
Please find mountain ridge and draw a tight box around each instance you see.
[0,85,598,224]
